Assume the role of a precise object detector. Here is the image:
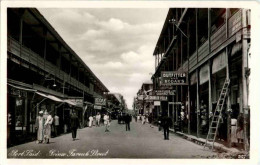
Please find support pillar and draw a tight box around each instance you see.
[196,69,200,138]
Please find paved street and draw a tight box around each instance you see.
[7,120,216,159]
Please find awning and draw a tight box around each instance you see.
[212,50,227,74]
[190,72,197,85]
[199,63,209,85]
[8,83,37,92]
[36,92,63,102]
[64,99,77,106]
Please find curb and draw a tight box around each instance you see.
[168,128,240,153]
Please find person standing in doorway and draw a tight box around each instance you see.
[70,110,80,141]
[54,114,59,137]
[104,113,110,132]
[35,110,45,144]
[43,110,53,144]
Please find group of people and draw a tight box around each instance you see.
[89,113,111,132]
[35,108,57,144]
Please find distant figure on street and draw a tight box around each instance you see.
[54,114,59,137]
[89,115,93,128]
[70,110,80,141]
[96,113,101,127]
[141,115,146,125]
[43,110,53,144]
[125,114,131,131]
[162,115,172,140]
[158,114,162,131]
[104,113,110,132]
[35,110,44,144]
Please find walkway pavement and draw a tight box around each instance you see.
[7,120,216,158]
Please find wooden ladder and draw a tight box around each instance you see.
[204,78,230,151]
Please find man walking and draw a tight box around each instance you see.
[35,110,44,144]
[104,113,110,132]
[125,114,131,131]
[162,115,172,140]
[54,114,59,137]
[70,110,80,141]
[96,113,101,127]
[43,110,53,144]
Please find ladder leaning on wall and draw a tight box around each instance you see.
[204,78,230,151]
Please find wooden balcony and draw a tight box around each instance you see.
[8,36,91,94]
[210,23,227,51]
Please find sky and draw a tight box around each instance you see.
[38,8,168,109]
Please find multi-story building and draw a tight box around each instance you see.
[152,8,250,150]
[7,8,109,146]
[135,81,154,115]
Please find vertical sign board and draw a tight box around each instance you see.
[161,71,188,85]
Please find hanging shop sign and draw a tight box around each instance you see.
[158,86,174,90]
[161,71,188,85]
[66,97,84,107]
[154,101,161,106]
[94,105,102,110]
[169,102,182,105]
[154,89,175,96]
[145,95,168,101]
[94,97,106,106]
[212,50,227,74]
[199,63,209,85]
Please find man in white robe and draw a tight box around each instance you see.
[35,111,44,143]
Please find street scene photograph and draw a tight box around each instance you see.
[4,3,254,161]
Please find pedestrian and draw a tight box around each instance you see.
[70,110,80,141]
[96,113,101,127]
[104,113,110,132]
[43,110,53,144]
[35,110,45,144]
[125,114,131,131]
[162,115,172,140]
[54,114,59,137]
[231,118,238,146]
[158,114,162,131]
[237,113,244,144]
[141,115,146,125]
[218,114,225,141]
[89,115,93,128]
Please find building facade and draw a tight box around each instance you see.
[7,8,109,146]
[152,8,250,150]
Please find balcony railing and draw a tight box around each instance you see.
[8,36,91,94]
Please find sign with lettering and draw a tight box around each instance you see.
[154,90,175,96]
[154,101,161,106]
[161,71,188,85]
[94,105,102,110]
[145,95,168,101]
[67,97,84,107]
[94,98,106,106]
[169,102,182,105]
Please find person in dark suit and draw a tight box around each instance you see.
[70,110,80,141]
[162,115,172,140]
[125,114,131,131]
